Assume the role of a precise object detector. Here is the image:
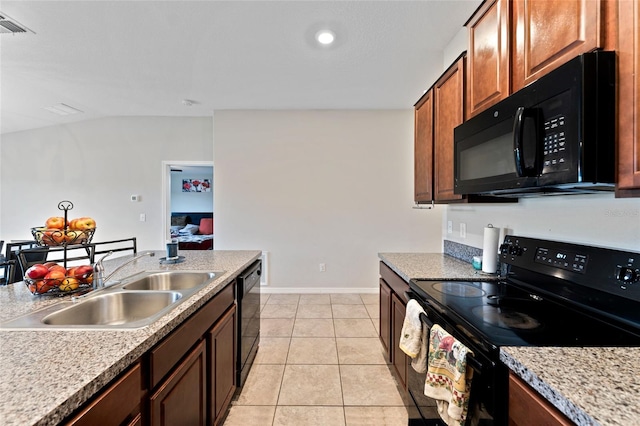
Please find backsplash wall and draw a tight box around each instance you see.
[444,194,640,252]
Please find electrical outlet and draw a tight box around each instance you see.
[460,223,466,238]
[447,221,453,234]
[319,263,326,272]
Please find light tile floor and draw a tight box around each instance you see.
[223,293,408,426]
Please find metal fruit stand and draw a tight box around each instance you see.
[25,200,96,295]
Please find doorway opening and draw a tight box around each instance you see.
[161,161,214,249]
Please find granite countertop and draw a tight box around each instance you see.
[0,249,261,426]
[379,252,640,426]
[501,347,640,426]
[378,252,498,283]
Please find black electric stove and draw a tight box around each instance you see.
[406,235,640,425]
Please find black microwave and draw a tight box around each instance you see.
[454,51,616,197]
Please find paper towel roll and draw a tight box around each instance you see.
[482,224,500,274]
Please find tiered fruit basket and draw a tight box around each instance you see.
[24,200,97,295]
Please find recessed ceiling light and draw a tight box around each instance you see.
[315,30,335,46]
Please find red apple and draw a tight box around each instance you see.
[26,264,49,280]
[74,265,94,283]
[43,262,59,269]
[48,265,66,275]
[71,217,96,231]
[44,270,65,287]
[45,216,66,230]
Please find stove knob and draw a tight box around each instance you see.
[615,266,640,283]
[499,244,510,255]
[509,245,523,256]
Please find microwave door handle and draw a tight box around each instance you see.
[513,106,527,177]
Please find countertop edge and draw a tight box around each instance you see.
[499,349,597,426]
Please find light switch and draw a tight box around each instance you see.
[139,213,146,222]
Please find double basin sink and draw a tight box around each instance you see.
[1,271,222,330]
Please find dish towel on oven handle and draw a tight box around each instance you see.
[399,299,429,373]
[424,324,474,426]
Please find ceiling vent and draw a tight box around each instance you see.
[0,12,33,35]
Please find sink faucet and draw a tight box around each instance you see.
[92,251,156,289]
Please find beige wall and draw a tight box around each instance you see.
[1,111,443,290]
[213,110,444,291]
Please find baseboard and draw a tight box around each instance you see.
[260,286,378,294]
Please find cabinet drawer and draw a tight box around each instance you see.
[379,262,409,301]
[64,362,143,426]
[508,372,572,426]
[150,283,234,388]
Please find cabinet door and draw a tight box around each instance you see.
[414,90,434,203]
[512,0,602,92]
[391,292,408,390]
[434,55,466,202]
[150,341,207,426]
[617,0,640,195]
[209,304,237,425]
[466,0,510,118]
[508,372,573,426]
[379,279,392,361]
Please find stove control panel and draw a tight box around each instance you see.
[500,235,640,302]
[534,247,588,274]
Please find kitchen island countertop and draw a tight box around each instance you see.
[0,249,261,426]
[379,252,640,426]
[501,346,640,426]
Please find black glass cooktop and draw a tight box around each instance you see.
[409,279,640,348]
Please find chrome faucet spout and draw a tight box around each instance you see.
[93,251,155,289]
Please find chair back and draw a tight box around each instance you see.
[0,258,15,286]
[5,241,39,283]
[93,238,137,257]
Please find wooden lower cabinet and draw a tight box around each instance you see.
[508,372,572,426]
[391,292,409,389]
[209,305,237,425]
[64,362,143,426]
[150,340,207,426]
[379,279,392,358]
[63,281,238,426]
[379,262,410,389]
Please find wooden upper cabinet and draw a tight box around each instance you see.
[414,90,434,203]
[617,0,640,195]
[434,55,466,202]
[512,0,602,92]
[466,0,510,118]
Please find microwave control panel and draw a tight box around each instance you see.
[542,115,567,173]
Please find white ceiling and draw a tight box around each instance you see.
[0,0,481,135]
